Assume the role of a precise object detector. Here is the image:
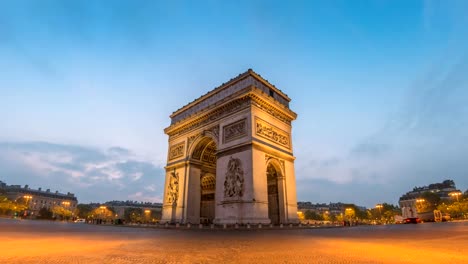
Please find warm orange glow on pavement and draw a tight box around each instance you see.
[1,219,467,263]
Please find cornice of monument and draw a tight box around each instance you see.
[169,69,292,124]
[164,86,297,137]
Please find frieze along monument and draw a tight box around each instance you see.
[161,69,299,225]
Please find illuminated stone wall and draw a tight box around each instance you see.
[161,69,299,224]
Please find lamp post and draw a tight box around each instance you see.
[345,208,354,226]
[144,209,151,223]
[416,198,425,213]
[23,195,33,218]
[62,201,70,221]
[99,206,106,224]
[449,191,462,202]
[375,204,383,223]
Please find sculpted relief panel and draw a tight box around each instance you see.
[169,142,185,160]
[223,119,247,143]
[166,170,179,205]
[224,157,244,198]
[255,117,290,149]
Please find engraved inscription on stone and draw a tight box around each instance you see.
[255,117,290,148]
[224,157,244,198]
[223,119,247,143]
[166,170,179,205]
[169,142,185,160]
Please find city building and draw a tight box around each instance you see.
[0,180,78,217]
[103,200,162,220]
[399,179,462,218]
[297,202,366,216]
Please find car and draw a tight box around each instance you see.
[74,219,86,223]
[404,217,421,224]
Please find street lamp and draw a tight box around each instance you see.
[375,204,383,223]
[23,195,33,203]
[62,201,71,221]
[416,198,425,212]
[345,208,354,226]
[23,195,33,218]
[144,210,151,223]
[449,191,462,202]
[98,206,107,224]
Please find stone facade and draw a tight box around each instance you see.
[161,69,299,224]
[0,181,78,217]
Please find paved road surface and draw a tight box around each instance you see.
[1,218,467,263]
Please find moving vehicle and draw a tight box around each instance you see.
[404,217,420,224]
[74,219,86,223]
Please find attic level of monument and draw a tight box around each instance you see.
[169,69,293,125]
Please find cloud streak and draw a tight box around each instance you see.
[297,54,468,206]
[0,141,164,203]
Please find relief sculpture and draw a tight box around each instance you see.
[166,170,179,205]
[223,119,247,143]
[223,157,244,198]
[255,117,290,148]
[169,142,185,160]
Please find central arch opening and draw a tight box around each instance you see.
[191,137,217,224]
[200,173,215,223]
[267,163,280,224]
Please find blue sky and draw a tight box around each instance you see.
[1,0,467,207]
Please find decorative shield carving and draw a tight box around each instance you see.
[224,157,244,198]
[166,170,179,205]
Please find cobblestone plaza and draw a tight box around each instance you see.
[1,219,467,263]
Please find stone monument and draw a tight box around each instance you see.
[161,69,299,225]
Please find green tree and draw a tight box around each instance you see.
[75,204,93,219]
[439,200,468,219]
[51,205,73,220]
[0,195,27,216]
[322,212,330,221]
[303,210,323,220]
[91,206,116,221]
[124,208,143,223]
[37,207,53,219]
[419,192,441,212]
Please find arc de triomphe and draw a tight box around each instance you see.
[161,69,299,225]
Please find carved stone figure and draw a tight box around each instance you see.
[166,170,179,205]
[224,157,244,198]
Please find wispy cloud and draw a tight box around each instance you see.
[297,55,468,206]
[0,141,164,203]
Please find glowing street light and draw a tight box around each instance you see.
[345,208,354,217]
[23,195,33,208]
[22,195,33,217]
[449,191,462,202]
[375,204,383,221]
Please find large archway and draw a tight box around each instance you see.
[267,163,280,224]
[190,137,217,224]
[200,173,215,223]
[162,70,299,225]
